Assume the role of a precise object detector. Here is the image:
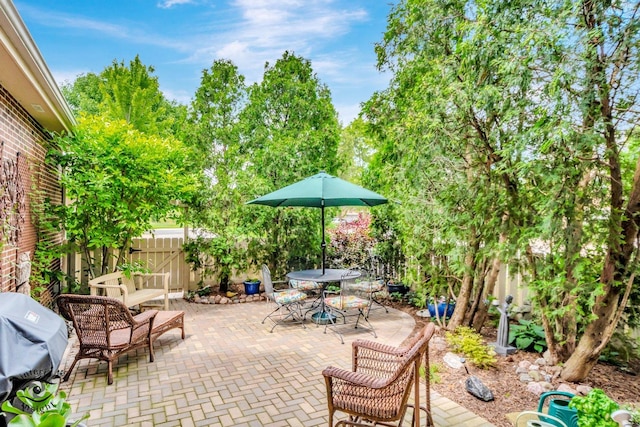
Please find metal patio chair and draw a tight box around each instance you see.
[261,264,307,332]
[323,269,376,344]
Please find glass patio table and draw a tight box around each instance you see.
[286,269,361,324]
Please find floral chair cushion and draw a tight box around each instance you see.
[344,279,385,293]
[325,295,370,310]
[289,279,322,291]
[272,289,307,305]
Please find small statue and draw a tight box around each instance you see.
[492,295,516,356]
[15,251,31,296]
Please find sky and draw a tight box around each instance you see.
[15,0,396,125]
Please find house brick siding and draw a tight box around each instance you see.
[0,83,64,307]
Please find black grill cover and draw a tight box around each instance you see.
[0,293,68,403]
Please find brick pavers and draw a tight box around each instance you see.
[59,299,496,426]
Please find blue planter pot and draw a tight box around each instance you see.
[243,280,261,295]
[428,302,455,318]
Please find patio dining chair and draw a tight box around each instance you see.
[261,264,308,332]
[323,269,376,344]
[289,278,324,313]
[323,323,436,427]
[342,270,388,318]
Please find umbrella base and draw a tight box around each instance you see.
[311,311,337,325]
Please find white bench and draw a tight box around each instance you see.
[89,271,170,310]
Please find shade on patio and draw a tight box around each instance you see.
[247,172,388,273]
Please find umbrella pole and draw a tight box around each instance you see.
[321,203,326,275]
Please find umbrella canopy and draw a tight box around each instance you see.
[247,172,388,273]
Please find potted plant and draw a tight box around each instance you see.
[242,278,261,295]
[386,280,409,296]
[569,388,619,427]
[427,296,455,318]
[1,380,89,426]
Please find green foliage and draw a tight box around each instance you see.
[445,326,497,369]
[62,56,184,137]
[239,51,340,278]
[420,363,442,384]
[364,0,640,379]
[48,115,196,278]
[569,389,619,427]
[183,59,249,293]
[1,380,89,427]
[509,319,548,353]
[116,260,151,279]
[326,212,375,269]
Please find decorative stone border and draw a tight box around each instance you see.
[188,292,266,305]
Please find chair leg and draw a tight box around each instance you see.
[354,309,377,339]
[107,360,114,385]
[263,302,306,332]
[63,356,80,382]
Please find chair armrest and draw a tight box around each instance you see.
[133,309,158,325]
[89,282,129,298]
[135,272,170,291]
[322,366,386,389]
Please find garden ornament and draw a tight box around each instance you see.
[493,295,517,355]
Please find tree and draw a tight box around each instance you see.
[366,0,640,381]
[62,55,186,137]
[48,115,196,278]
[240,51,341,278]
[184,59,249,293]
[365,0,534,331]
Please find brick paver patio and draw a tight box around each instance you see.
[59,298,496,426]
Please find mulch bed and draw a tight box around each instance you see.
[391,302,640,427]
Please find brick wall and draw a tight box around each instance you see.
[0,83,64,306]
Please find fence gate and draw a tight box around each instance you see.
[129,237,191,294]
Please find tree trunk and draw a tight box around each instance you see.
[449,233,479,330]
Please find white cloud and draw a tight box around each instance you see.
[157,0,195,9]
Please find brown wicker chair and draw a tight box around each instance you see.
[57,294,160,385]
[322,323,436,427]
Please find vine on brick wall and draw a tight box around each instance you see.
[0,141,26,246]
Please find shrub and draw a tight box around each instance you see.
[509,319,548,353]
[445,326,497,369]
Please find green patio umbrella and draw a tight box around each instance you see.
[247,172,388,274]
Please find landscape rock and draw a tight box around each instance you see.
[518,360,532,370]
[526,382,545,395]
[576,385,592,396]
[519,373,533,383]
[535,357,547,366]
[528,370,542,381]
[516,366,529,374]
[465,376,494,401]
[557,383,577,394]
[443,352,464,369]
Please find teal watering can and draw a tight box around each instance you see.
[537,391,579,427]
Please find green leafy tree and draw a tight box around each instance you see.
[184,59,249,293]
[48,115,196,278]
[62,55,186,137]
[366,0,640,381]
[240,51,341,278]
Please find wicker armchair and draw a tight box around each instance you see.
[322,323,436,427]
[57,294,158,385]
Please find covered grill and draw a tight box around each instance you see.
[0,292,68,405]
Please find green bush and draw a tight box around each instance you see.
[569,388,619,427]
[445,326,497,369]
[509,319,548,353]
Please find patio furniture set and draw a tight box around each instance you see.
[261,264,387,343]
